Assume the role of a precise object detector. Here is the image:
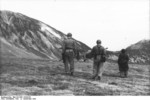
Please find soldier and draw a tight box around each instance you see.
[118,49,129,78]
[62,33,76,76]
[86,40,106,81]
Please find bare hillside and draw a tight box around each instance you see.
[0,10,90,60]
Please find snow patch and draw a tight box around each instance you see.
[39,51,54,60]
[38,31,55,49]
[77,42,81,45]
[40,23,61,39]
[0,37,11,46]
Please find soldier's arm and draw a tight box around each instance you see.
[73,41,77,56]
[85,48,94,59]
[74,41,77,51]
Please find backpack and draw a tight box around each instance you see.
[94,46,106,62]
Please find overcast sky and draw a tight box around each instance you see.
[1,0,149,51]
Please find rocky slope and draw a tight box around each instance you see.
[107,40,150,64]
[126,40,150,64]
[0,10,90,60]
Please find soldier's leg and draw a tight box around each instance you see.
[98,62,105,78]
[92,62,98,79]
[93,62,100,80]
[64,54,69,73]
[69,51,75,75]
[93,62,96,75]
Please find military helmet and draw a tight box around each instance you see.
[67,33,72,37]
[96,40,101,44]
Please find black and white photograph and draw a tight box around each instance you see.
[0,0,149,98]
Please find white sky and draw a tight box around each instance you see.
[1,0,149,51]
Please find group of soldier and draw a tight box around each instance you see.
[61,33,129,81]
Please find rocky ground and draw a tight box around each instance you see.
[0,56,150,96]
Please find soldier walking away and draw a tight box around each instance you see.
[86,40,106,81]
[118,49,129,78]
[62,33,76,76]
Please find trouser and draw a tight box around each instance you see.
[93,61,105,77]
[64,50,74,73]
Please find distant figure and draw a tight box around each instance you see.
[118,49,129,78]
[86,40,106,81]
[62,33,76,76]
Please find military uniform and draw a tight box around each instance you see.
[63,33,76,75]
[86,40,106,80]
[91,45,106,80]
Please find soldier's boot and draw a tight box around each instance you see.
[95,76,101,81]
[64,63,69,74]
[65,69,69,74]
[70,66,74,76]
[70,72,73,76]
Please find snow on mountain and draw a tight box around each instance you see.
[40,23,61,39]
[2,10,148,63]
[0,10,90,60]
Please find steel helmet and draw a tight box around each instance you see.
[96,40,101,44]
[67,33,72,37]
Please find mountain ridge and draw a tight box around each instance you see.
[0,10,90,60]
[0,10,149,64]
[107,39,150,64]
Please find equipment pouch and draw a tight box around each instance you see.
[101,55,106,62]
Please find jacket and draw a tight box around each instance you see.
[63,37,76,53]
[86,45,106,62]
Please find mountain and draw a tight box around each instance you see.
[107,40,150,64]
[0,10,90,60]
[126,40,150,64]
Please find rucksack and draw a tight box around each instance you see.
[94,46,106,62]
